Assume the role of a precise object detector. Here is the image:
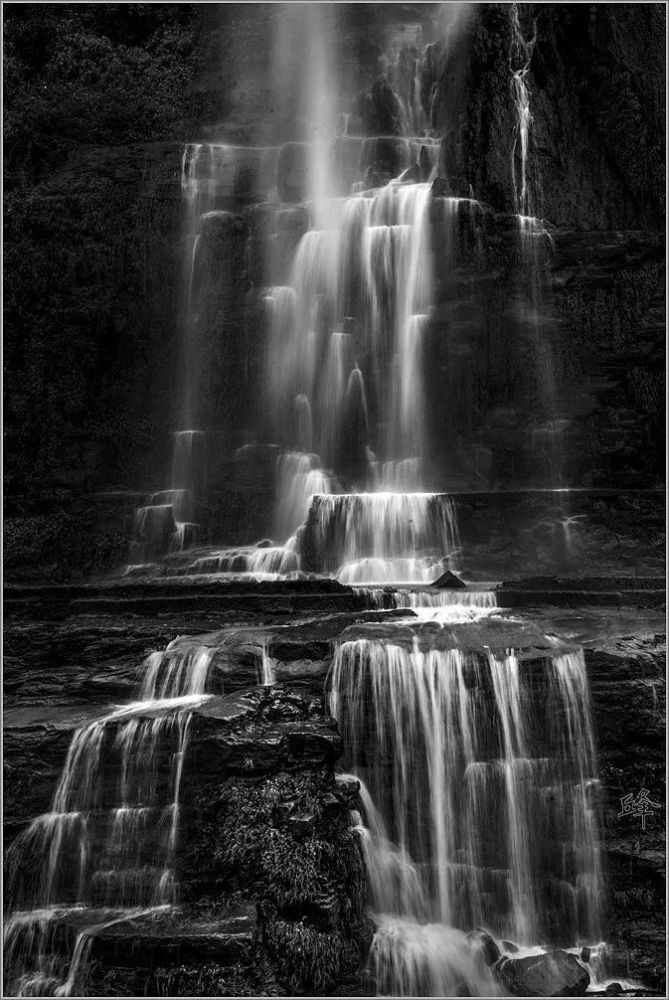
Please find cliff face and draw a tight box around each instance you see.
[427,2,665,230]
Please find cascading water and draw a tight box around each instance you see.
[127,144,225,567]
[248,4,482,582]
[264,184,473,562]
[4,644,215,996]
[329,640,604,996]
[300,492,460,583]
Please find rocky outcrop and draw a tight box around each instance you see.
[177,687,369,995]
[84,904,275,997]
[495,949,589,997]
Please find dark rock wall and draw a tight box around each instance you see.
[586,635,666,990]
[3,5,214,500]
[428,3,665,230]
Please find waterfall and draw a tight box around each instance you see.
[300,492,460,582]
[257,16,476,582]
[266,185,470,511]
[329,640,603,995]
[390,588,497,622]
[4,646,215,996]
[170,544,299,579]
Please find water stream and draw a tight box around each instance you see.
[331,639,604,995]
[4,646,215,996]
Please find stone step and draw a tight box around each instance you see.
[499,589,665,610]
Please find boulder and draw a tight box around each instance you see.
[432,569,467,589]
[495,949,590,997]
[467,928,501,966]
[431,175,449,197]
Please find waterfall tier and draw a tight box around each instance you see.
[329,636,603,994]
[4,644,216,996]
[299,492,460,583]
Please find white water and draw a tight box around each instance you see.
[4,646,215,996]
[266,186,470,521]
[273,451,340,542]
[169,544,299,579]
[330,641,604,995]
[354,587,499,622]
[302,492,460,583]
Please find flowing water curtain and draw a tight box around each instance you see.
[328,639,604,948]
[303,493,460,582]
[264,123,471,515]
[4,646,215,997]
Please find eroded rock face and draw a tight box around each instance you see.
[424,4,663,231]
[276,142,308,203]
[177,685,369,996]
[495,949,590,997]
[586,635,666,991]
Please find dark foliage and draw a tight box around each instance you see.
[4,4,202,501]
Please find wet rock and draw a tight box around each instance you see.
[495,949,590,997]
[256,538,274,548]
[467,928,501,966]
[431,175,449,197]
[432,569,467,589]
[580,946,591,963]
[276,142,307,203]
[124,562,160,577]
[503,939,520,953]
[363,163,393,190]
[369,76,405,135]
[399,163,422,184]
[288,812,316,839]
[276,205,309,236]
[335,775,361,801]
[447,174,472,198]
[133,504,176,559]
[418,145,432,181]
[603,984,624,996]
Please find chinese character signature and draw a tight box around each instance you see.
[618,788,661,831]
